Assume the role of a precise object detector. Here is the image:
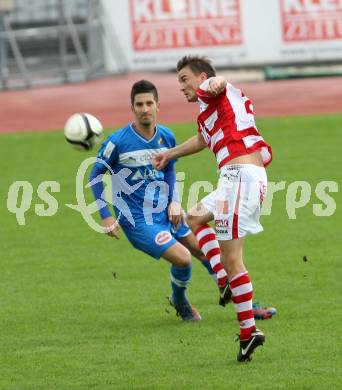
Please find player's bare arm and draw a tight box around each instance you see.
[208,76,227,95]
[102,216,120,239]
[153,133,206,170]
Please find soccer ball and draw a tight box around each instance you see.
[64,113,104,150]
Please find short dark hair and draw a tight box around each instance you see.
[130,80,158,105]
[177,56,216,78]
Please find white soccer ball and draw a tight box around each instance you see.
[64,113,104,150]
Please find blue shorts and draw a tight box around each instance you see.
[121,221,191,259]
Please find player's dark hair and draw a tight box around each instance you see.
[131,80,159,105]
[177,56,216,78]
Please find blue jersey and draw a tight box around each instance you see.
[90,123,177,228]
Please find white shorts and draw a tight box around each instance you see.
[201,164,267,241]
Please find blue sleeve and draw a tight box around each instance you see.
[89,137,118,220]
[164,160,180,203]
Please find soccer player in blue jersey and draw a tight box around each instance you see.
[89,79,210,321]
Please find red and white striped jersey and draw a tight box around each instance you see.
[196,79,272,169]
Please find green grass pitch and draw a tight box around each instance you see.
[0,114,341,389]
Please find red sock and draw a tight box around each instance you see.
[230,271,256,340]
[195,224,228,287]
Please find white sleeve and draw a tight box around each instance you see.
[199,78,214,91]
[199,77,228,93]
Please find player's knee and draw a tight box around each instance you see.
[175,247,192,267]
[186,203,210,231]
[163,243,191,267]
[186,212,200,231]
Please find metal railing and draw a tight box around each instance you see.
[0,0,128,90]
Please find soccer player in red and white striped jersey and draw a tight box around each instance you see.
[153,56,272,362]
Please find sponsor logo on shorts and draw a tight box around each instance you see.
[215,219,229,228]
[155,231,172,245]
[215,217,230,235]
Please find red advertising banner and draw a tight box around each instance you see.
[281,0,342,42]
[130,0,242,51]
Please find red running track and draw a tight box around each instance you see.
[0,73,341,133]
